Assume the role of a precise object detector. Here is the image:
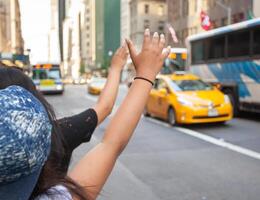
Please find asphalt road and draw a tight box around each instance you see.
[46,84,260,200]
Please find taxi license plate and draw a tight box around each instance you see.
[41,80,55,86]
[208,109,218,117]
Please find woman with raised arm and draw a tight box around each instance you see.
[0,44,128,174]
[68,29,171,199]
[0,29,170,200]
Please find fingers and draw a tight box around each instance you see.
[159,34,166,51]
[152,32,159,47]
[126,39,137,59]
[142,29,151,50]
[161,46,171,59]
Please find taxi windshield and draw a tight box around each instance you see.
[171,79,213,91]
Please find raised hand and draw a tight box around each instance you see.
[126,29,171,81]
[110,43,129,71]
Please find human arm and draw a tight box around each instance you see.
[69,30,171,200]
[93,45,128,125]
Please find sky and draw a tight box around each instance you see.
[19,0,51,64]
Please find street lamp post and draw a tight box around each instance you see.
[216,0,232,25]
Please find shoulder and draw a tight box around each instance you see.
[34,185,72,200]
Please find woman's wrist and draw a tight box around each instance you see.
[136,72,156,82]
[134,77,154,86]
[109,66,122,74]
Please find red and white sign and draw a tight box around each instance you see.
[200,11,212,31]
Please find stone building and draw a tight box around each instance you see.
[129,0,167,50]
[0,0,24,54]
[79,0,96,71]
[121,0,131,45]
[167,0,254,47]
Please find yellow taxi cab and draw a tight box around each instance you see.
[87,77,106,95]
[144,72,233,125]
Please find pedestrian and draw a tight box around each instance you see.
[0,29,171,200]
[0,43,129,174]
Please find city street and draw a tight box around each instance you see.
[46,85,260,200]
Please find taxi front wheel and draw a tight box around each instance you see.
[168,107,177,126]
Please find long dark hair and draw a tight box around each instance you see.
[0,65,88,199]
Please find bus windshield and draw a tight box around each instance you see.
[161,49,187,74]
[33,68,61,80]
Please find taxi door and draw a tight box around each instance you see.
[147,80,161,116]
[155,79,170,119]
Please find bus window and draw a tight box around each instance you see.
[191,40,205,64]
[253,28,260,55]
[228,30,250,57]
[207,36,225,60]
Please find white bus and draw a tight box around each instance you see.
[187,18,260,114]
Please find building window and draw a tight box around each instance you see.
[144,19,150,29]
[86,25,90,30]
[221,18,228,26]
[158,21,164,32]
[194,0,198,12]
[158,5,164,16]
[182,0,189,16]
[144,4,149,14]
[158,26,164,32]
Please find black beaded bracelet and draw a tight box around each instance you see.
[134,77,154,86]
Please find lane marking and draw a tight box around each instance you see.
[85,92,260,160]
[145,117,260,160]
[175,127,260,160]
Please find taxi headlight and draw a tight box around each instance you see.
[224,95,230,104]
[177,97,194,107]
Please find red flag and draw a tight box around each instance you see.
[200,11,212,31]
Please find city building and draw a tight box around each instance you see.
[96,0,121,69]
[121,0,131,45]
[79,0,96,72]
[167,0,255,47]
[0,0,24,54]
[253,0,260,17]
[49,0,61,63]
[61,0,96,79]
[129,0,167,50]
[58,0,66,62]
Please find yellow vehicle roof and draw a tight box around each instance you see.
[159,73,200,81]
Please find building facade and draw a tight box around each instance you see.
[79,0,96,72]
[61,0,96,78]
[253,0,260,17]
[121,0,131,45]
[96,0,121,69]
[49,0,61,63]
[58,0,66,62]
[0,0,23,54]
[129,0,167,51]
[167,0,254,47]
